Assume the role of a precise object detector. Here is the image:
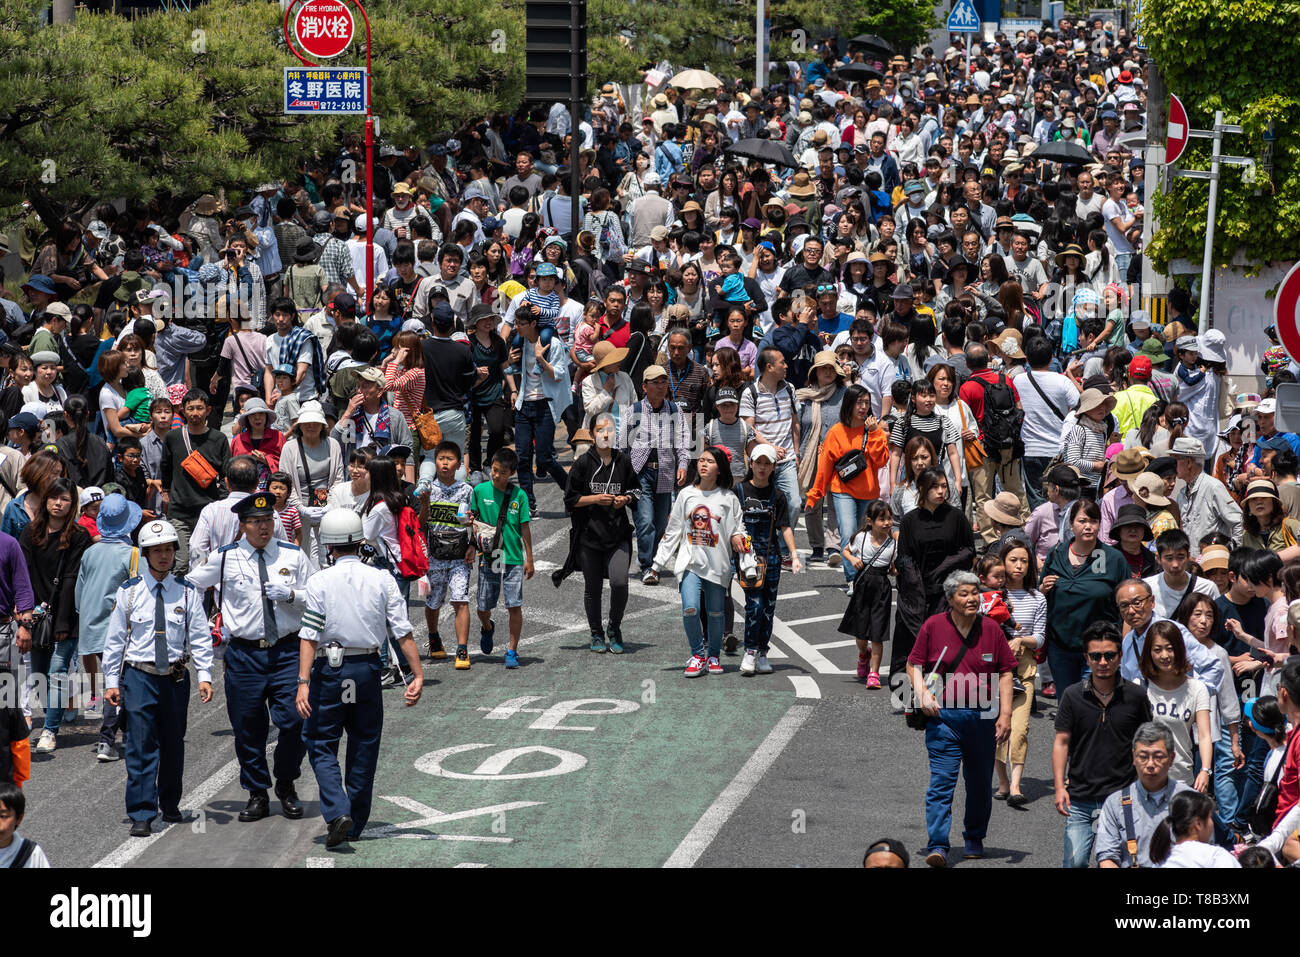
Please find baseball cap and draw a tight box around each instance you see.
[357,367,385,385]
[715,386,740,406]
[642,365,668,383]
[1258,398,1278,414]
[750,443,778,463]
[1128,355,1152,380]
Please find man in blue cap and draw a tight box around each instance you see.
[186,492,317,823]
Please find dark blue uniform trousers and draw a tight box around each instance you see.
[224,640,305,792]
[304,653,383,838]
[121,666,190,823]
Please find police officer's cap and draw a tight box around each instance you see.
[233,493,276,520]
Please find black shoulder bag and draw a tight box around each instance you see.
[833,426,872,482]
[30,547,69,653]
[904,616,978,730]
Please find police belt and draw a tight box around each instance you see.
[314,646,380,659]
[125,655,191,678]
[229,631,300,650]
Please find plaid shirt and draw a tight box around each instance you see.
[618,398,691,494]
[314,235,356,287]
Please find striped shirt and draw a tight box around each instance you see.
[1006,587,1047,649]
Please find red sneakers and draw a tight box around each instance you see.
[706,656,723,675]
[684,655,706,677]
[857,655,870,680]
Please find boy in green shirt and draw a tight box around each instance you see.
[469,448,534,669]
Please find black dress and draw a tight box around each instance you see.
[838,531,894,646]
[891,502,975,677]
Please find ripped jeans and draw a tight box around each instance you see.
[679,571,726,659]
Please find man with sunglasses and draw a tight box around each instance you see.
[1053,621,1153,867]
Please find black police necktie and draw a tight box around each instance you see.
[257,549,278,643]
[153,583,169,671]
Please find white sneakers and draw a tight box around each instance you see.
[755,654,773,674]
[34,730,56,753]
[740,650,757,675]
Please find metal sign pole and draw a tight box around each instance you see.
[1196,109,1223,329]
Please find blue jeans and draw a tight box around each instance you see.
[1047,640,1088,693]
[1211,725,1241,837]
[1115,252,1133,282]
[773,458,801,559]
[830,492,872,583]
[680,571,726,658]
[1023,455,1052,510]
[515,399,567,506]
[635,468,673,572]
[741,560,780,653]
[923,709,997,851]
[1063,797,1104,867]
[31,637,79,735]
[1234,727,1271,832]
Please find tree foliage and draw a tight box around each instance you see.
[0,0,523,218]
[1143,0,1300,274]
[0,0,938,222]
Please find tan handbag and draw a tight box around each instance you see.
[412,405,444,450]
[957,400,986,470]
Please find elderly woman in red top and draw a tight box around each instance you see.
[907,569,1016,868]
[230,397,284,490]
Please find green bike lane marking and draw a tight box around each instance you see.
[314,619,799,867]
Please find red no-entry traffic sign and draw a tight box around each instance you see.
[1275,261,1300,364]
[1167,92,1190,165]
[293,0,354,59]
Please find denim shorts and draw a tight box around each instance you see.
[477,562,524,610]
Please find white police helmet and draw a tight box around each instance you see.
[138,519,180,550]
[319,510,364,547]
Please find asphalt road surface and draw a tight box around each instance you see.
[21,473,1069,869]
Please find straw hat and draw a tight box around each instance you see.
[1199,544,1230,572]
[1244,478,1282,505]
[809,349,850,382]
[1076,388,1116,417]
[983,491,1025,527]
[590,340,628,375]
[1112,447,1153,481]
[1131,472,1171,508]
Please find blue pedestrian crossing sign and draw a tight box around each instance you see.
[947,0,980,32]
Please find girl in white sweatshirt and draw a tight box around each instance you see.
[652,446,747,677]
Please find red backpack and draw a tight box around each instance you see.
[395,506,429,579]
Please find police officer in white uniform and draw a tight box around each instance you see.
[103,520,213,838]
[296,510,423,848]
[188,492,318,822]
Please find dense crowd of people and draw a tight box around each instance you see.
[1,16,1298,868]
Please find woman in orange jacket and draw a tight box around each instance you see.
[805,383,890,585]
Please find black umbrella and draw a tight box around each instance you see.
[724,137,798,168]
[847,34,893,60]
[835,62,883,83]
[1027,138,1094,165]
